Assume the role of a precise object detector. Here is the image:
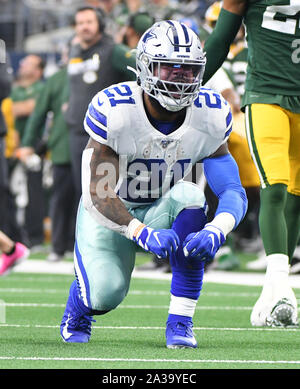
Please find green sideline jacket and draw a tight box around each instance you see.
[11,80,44,140]
[22,67,71,165]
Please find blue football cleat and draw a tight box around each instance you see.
[60,285,95,343]
[166,319,197,349]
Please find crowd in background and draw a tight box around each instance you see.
[0,0,298,273]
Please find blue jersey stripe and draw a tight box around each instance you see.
[226,111,232,128]
[88,103,107,127]
[225,125,232,139]
[85,115,107,140]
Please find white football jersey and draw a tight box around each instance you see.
[84,81,232,207]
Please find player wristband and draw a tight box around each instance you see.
[206,212,235,237]
[126,218,146,240]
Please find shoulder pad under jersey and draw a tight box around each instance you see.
[192,87,233,143]
[83,82,137,151]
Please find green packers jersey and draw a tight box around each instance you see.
[243,0,300,96]
[10,80,44,139]
[223,44,248,98]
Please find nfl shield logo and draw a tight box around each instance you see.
[161,139,173,148]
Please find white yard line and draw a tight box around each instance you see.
[1,287,300,302]
[0,288,67,294]
[10,259,300,288]
[2,302,300,311]
[1,288,300,303]
[0,355,299,365]
[0,323,299,332]
[0,288,262,297]
[0,302,254,309]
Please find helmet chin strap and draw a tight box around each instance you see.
[145,92,181,114]
[156,93,190,112]
[160,99,183,112]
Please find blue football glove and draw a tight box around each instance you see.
[182,224,225,262]
[129,220,180,259]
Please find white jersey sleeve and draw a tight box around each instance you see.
[208,90,233,145]
[191,88,233,159]
[83,87,120,152]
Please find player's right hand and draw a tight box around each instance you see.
[127,219,180,258]
[134,226,180,258]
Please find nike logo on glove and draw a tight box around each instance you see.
[62,313,72,340]
[208,233,215,253]
[153,231,161,246]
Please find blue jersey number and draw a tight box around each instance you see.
[104,84,135,107]
[118,158,191,203]
[194,91,222,109]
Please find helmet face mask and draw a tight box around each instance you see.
[136,20,206,112]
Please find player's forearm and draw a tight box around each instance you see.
[203,153,248,234]
[12,99,36,118]
[89,179,133,228]
[222,0,247,15]
[22,90,52,147]
[81,141,134,235]
[22,112,46,147]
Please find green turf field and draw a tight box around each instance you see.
[0,252,300,371]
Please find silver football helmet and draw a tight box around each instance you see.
[136,20,206,112]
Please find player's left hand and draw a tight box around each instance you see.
[182,224,225,262]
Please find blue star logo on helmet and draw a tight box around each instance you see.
[142,30,157,43]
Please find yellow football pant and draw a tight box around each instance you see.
[228,131,260,188]
[245,103,300,195]
[227,111,260,188]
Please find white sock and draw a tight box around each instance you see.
[254,254,289,307]
[266,253,289,290]
[251,254,297,325]
[264,253,297,303]
[266,253,289,278]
